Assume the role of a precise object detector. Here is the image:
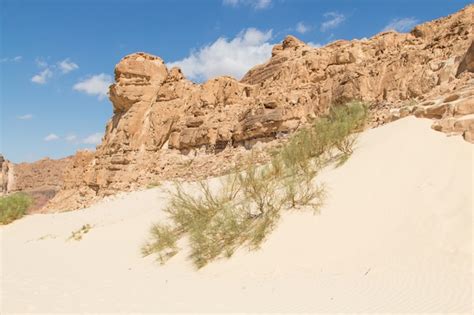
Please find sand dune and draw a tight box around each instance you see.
[1,117,472,313]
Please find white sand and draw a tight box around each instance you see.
[1,117,472,314]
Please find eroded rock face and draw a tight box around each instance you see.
[457,40,474,76]
[109,53,169,113]
[46,5,474,211]
[0,154,14,195]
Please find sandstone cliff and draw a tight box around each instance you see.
[46,5,474,211]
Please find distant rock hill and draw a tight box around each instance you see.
[35,4,474,211]
[0,154,73,212]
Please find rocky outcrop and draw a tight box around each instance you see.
[457,41,474,76]
[398,77,474,143]
[0,154,14,196]
[387,53,474,143]
[46,5,474,211]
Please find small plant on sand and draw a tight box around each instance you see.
[143,101,368,268]
[0,193,33,225]
[68,224,92,241]
[147,182,162,189]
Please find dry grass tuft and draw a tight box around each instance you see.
[68,224,92,241]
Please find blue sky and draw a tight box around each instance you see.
[1,0,471,163]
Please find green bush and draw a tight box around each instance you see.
[326,100,368,155]
[143,101,368,268]
[0,193,33,225]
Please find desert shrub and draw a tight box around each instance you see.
[141,224,179,263]
[146,182,162,189]
[0,193,33,225]
[68,224,92,241]
[325,100,368,156]
[282,172,325,211]
[143,101,368,268]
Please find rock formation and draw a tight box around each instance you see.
[45,5,473,211]
[457,40,474,76]
[388,74,474,142]
[385,13,474,141]
[0,154,13,196]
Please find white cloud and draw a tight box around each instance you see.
[31,57,77,85]
[17,114,33,120]
[31,68,53,84]
[83,132,103,145]
[296,22,310,34]
[321,12,346,32]
[223,0,271,10]
[73,73,112,100]
[308,42,322,48]
[382,17,418,33]
[44,133,59,141]
[0,56,22,63]
[58,58,79,73]
[253,0,271,9]
[65,134,77,142]
[223,0,239,5]
[168,28,273,81]
[35,58,48,68]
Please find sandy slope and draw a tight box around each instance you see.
[1,117,472,314]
